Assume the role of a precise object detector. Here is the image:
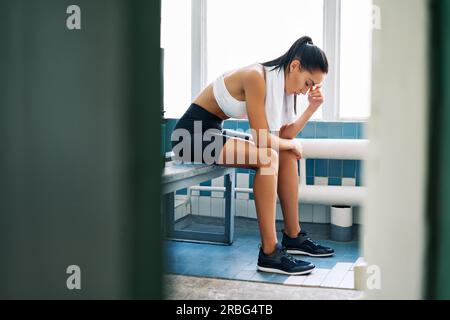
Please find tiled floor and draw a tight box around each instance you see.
[165,217,361,290]
[165,274,364,300]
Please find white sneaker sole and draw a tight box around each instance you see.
[286,249,334,257]
[256,265,315,276]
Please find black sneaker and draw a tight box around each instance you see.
[282,230,335,257]
[257,243,315,276]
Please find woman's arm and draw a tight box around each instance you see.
[279,105,316,139]
[243,70,295,152]
[279,86,324,139]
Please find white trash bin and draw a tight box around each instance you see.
[330,205,353,242]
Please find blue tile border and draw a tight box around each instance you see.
[356,161,362,179]
[300,122,316,138]
[343,160,356,178]
[165,119,366,141]
[236,120,250,132]
[343,123,358,139]
[200,180,212,197]
[328,123,343,139]
[306,159,315,177]
[165,118,178,152]
[316,122,328,138]
[249,173,255,200]
[329,177,342,186]
[356,123,365,139]
[223,120,237,130]
[329,160,343,178]
[176,188,188,195]
[315,159,329,177]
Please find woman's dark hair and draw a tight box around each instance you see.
[262,36,329,115]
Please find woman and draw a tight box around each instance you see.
[171,36,334,276]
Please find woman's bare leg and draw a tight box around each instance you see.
[216,138,279,255]
[277,149,301,238]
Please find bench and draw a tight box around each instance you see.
[162,156,236,245]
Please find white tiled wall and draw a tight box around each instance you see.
[191,185,200,196]
[236,173,249,200]
[247,200,257,219]
[211,177,224,198]
[276,203,283,221]
[353,206,361,224]
[313,205,328,224]
[174,195,189,221]
[236,199,248,218]
[178,176,363,226]
[191,195,199,215]
[300,204,313,223]
[211,197,225,218]
[198,196,211,216]
[342,178,357,187]
[314,177,329,186]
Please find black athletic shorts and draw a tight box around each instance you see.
[171,103,230,165]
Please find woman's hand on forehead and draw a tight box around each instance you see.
[306,84,322,95]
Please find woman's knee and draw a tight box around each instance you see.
[257,148,279,172]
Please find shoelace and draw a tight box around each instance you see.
[281,247,298,263]
[301,233,321,248]
[306,238,322,248]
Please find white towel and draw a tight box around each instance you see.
[264,66,297,132]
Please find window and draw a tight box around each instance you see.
[339,0,373,119]
[161,0,373,121]
[206,0,324,120]
[161,0,191,119]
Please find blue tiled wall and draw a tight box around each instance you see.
[165,119,366,195]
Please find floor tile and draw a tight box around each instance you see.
[302,268,331,287]
[165,217,361,290]
[321,263,354,288]
[284,275,308,286]
[339,271,355,289]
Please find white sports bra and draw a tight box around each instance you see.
[211,65,295,132]
[212,74,248,119]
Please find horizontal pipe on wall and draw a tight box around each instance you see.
[217,131,369,159]
[185,185,367,207]
[298,185,367,206]
[298,138,369,160]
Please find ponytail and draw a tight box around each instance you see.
[263,36,319,71]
